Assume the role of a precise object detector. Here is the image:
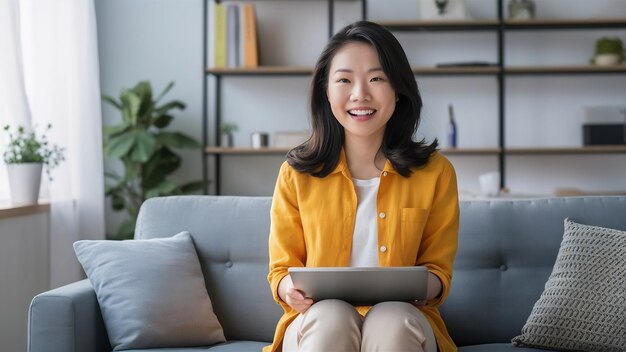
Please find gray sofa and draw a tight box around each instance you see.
[28,195,626,352]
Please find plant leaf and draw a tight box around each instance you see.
[103,121,131,138]
[154,81,175,104]
[130,130,156,162]
[152,114,174,128]
[156,132,200,148]
[143,147,180,188]
[102,95,122,110]
[104,131,135,159]
[120,90,141,125]
[145,179,178,198]
[111,193,125,211]
[154,100,186,115]
[133,81,153,123]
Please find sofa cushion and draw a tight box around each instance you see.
[511,219,626,351]
[73,232,225,351]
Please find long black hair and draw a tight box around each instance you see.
[287,21,438,177]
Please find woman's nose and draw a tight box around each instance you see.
[350,81,371,101]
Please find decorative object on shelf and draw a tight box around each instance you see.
[508,0,535,20]
[102,81,204,239]
[274,130,310,149]
[220,122,238,147]
[581,106,626,145]
[250,132,269,149]
[479,172,500,197]
[2,124,65,205]
[420,0,466,20]
[434,0,448,15]
[591,37,624,66]
[447,104,457,148]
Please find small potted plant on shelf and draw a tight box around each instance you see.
[2,124,65,205]
[591,37,624,66]
[220,122,238,147]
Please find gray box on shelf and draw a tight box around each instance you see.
[581,106,626,145]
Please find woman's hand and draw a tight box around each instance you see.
[278,274,314,314]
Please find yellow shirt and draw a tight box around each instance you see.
[265,150,460,352]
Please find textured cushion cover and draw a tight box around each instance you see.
[512,219,626,351]
[73,232,225,351]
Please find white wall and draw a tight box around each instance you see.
[0,213,49,352]
[96,0,626,231]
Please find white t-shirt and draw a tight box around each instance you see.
[349,177,380,267]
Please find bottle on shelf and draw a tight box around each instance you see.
[447,104,457,148]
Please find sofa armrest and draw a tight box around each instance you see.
[28,279,110,352]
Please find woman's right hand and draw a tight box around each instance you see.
[278,274,314,314]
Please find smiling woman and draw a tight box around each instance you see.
[266,21,460,352]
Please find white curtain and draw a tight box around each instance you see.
[0,0,105,287]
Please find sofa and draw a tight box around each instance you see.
[28,195,626,352]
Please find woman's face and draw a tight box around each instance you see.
[326,41,397,143]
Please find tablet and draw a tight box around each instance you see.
[288,266,428,305]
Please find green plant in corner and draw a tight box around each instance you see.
[103,81,204,240]
[2,124,65,180]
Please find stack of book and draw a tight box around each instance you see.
[214,3,259,68]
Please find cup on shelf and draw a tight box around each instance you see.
[251,132,269,149]
[479,172,501,197]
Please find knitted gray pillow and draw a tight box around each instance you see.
[512,218,626,351]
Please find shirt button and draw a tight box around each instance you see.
[382,171,388,176]
[380,245,387,253]
[379,212,386,219]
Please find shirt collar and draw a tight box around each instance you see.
[330,148,398,176]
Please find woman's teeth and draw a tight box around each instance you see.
[349,109,375,116]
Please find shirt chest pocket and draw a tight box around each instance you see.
[400,208,429,263]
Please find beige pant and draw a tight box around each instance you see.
[283,300,437,352]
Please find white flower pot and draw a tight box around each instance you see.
[593,54,621,66]
[7,163,43,205]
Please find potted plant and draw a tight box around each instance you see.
[591,37,624,66]
[220,122,238,147]
[2,124,65,204]
[102,81,205,239]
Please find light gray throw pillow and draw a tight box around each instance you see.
[512,219,626,351]
[73,232,225,351]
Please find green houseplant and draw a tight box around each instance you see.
[592,37,624,65]
[103,81,204,239]
[2,124,65,204]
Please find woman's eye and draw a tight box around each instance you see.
[337,78,350,83]
[371,77,385,82]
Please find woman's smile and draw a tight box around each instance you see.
[348,107,377,121]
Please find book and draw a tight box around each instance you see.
[213,3,227,68]
[226,4,240,68]
[241,4,259,68]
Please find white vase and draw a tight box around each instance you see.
[7,163,43,205]
[593,54,621,66]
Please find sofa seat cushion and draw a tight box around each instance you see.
[124,341,269,352]
[459,343,552,351]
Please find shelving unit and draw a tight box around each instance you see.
[202,0,626,195]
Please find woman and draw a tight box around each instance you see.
[266,21,459,352]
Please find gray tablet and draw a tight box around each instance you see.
[288,266,428,305]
